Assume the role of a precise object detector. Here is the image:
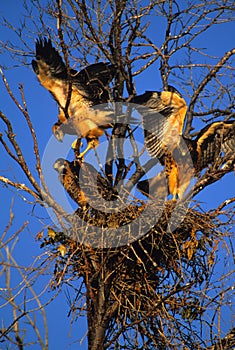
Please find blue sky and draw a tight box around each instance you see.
[0,1,234,349]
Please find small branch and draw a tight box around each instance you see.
[212,197,235,215]
[18,84,43,177]
[0,176,41,200]
[184,153,235,201]
[185,48,235,135]
[77,0,111,60]
[0,110,43,195]
[56,0,73,119]
[205,328,235,350]
[0,312,27,340]
[0,67,25,115]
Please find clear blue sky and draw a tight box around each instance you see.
[0,1,234,349]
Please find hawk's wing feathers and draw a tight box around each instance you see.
[143,106,174,158]
[132,89,187,158]
[75,62,116,87]
[185,121,235,172]
[32,38,67,79]
[32,37,115,102]
[73,62,116,103]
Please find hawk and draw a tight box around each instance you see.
[137,121,235,199]
[132,86,187,157]
[32,38,116,158]
[132,87,187,198]
[54,158,115,210]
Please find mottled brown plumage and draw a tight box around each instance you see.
[53,158,115,209]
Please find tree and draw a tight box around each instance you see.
[0,1,235,349]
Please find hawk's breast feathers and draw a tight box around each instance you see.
[53,158,116,209]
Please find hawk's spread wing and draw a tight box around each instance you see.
[184,121,235,172]
[72,62,116,104]
[32,37,67,79]
[132,87,187,158]
[132,87,187,199]
[32,38,115,102]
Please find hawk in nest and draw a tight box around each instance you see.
[54,158,116,210]
[132,87,187,199]
[137,121,235,199]
[32,38,116,158]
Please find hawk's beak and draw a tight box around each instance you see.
[52,125,64,142]
[53,158,65,173]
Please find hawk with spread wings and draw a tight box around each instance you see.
[54,158,116,210]
[132,86,187,157]
[132,87,187,198]
[32,38,116,158]
[137,120,235,199]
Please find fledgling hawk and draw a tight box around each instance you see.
[53,158,116,210]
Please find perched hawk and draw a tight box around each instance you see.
[137,121,235,199]
[32,38,116,158]
[132,87,187,198]
[54,158,115,209]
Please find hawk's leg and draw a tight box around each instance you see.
[164,156,179,200]
[74,138,99,161]
[72,138,83,159]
